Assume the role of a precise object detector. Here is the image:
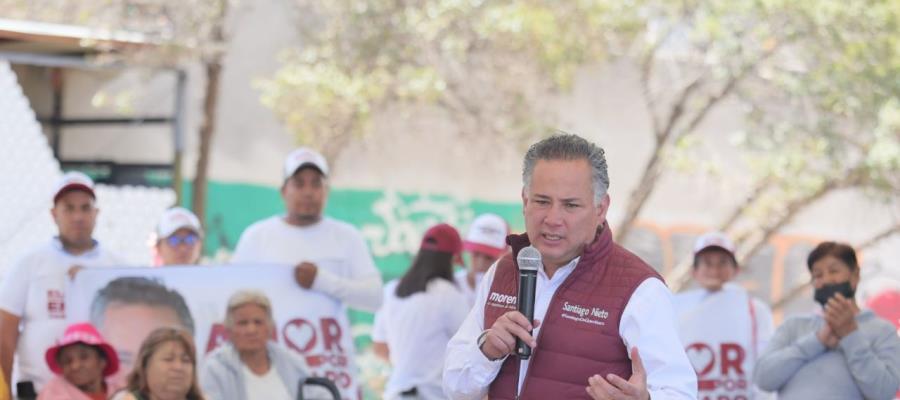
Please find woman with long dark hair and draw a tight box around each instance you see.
[372,223,469,399]
[754,241,900,399]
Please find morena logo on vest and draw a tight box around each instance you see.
[487,291,517,310]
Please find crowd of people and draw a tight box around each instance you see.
[0,134,898,400]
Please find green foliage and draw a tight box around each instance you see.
[733,0,900,217]
[257,0,637,154]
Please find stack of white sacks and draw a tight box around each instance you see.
[0,60,175,276]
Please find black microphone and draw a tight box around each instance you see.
[16,381,36,400]
[516,246,541,360]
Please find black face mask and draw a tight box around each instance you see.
[814,281,855,306]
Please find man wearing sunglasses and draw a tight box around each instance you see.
[155,207,204,266]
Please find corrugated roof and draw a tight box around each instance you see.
[0,18,152,55]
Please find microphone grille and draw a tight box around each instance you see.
[517,246,542,272]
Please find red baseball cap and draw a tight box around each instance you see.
[420,224,463,262]
[45,322,119,377]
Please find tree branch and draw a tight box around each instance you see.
[658,74,705,144]
[737,165,870,265]
[857,224,900,251]
[717,175,775,232]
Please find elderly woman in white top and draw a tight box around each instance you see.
[200,290,310,400]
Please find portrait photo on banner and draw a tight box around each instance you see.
[64,263,359,399]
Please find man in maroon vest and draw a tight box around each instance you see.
[443,134,697,399]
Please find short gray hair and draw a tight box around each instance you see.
[522,133,610,203]
[91,276,195,334]
[225,290,274,328]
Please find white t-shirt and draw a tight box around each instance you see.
[673,283,775,400]
[0,238,125,389]
[243,364,292,400]
[231,216,383,312]
[373,279,468,400]
[452,270,479,311]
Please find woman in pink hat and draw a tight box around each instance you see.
[39,322,120,400]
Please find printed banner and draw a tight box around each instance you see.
[675,286,760,400]
[66,264,358,400]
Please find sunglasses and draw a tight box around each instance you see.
[165,233,200,247]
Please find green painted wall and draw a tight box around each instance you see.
[181,181,524,347]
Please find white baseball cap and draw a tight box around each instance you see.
[284,147,329,179]
[463,214,509,259]
[53,171,95,203]
[157,207,203,238]
[693,231,736,257]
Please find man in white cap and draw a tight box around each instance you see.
[231,148,382,398]
[231,148,382,309]
[155,207,204,266]
[672,231,774,400]
[0,171,126,394]
[455,214,509,308]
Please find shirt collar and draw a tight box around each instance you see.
[539,256,581,281]
[51,237,100,257]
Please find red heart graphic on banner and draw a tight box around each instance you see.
[283,319,317,353]
[686,342,716,376]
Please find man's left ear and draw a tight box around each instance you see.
[596,193,611,221]
[521,187,529,211]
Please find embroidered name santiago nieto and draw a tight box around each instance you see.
[561,301,608,326]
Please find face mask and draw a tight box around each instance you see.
[814,281,855,306]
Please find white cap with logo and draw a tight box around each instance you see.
[693,231,736,256]
[157,207,203,239]
[53,171,95,203]
[463,213,509,259]
[284,147,329,179]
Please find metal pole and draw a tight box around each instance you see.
[50,67,63,160]
[172,68,187,205]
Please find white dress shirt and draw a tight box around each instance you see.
[442,257,698,399]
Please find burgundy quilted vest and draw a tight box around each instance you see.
[483,226,662,399]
